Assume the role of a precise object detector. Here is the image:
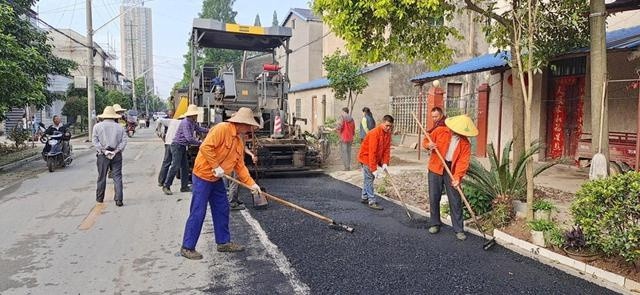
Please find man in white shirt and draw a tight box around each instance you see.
[157,115,181,187]
[92,106,127,206]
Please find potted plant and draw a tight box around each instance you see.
[562,226,599,261]
[528,219,554,247]
[532,199,554,221]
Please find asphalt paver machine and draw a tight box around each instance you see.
[188,19,329,174]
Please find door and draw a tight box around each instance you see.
[547,76,585,159]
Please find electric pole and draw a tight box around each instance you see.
[590,0,609,161]
[86,0,95,138]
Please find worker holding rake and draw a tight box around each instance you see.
[423,114,477,241]
[180,107,262,260]
[357,115,394,210]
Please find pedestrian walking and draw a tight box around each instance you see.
[423,114,477,241]
[335,107,355,171]
[359,107,375,140]
[92,106,127,206]
[180,107,262,259]
[156,114,181,187]
[357,115,394,210]
[113,104,127,128]
[162,104,208,195]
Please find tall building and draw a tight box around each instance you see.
[120,2,154,95]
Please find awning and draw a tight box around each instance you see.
[410,52,510,84]
[563,25,640,55]
[192,18,292,52]
[289,62,390,93]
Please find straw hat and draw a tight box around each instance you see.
[227,107,260,127]
[445,114,479,137]
[179,104,200,118]
[97,106,122,119]
[112,104,127,112]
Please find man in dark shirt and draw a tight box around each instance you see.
[162,105,209,195]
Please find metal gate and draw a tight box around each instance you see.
[390,94,479,135]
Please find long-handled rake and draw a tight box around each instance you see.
[224,175,355,233]
[412,112,496,250]
[383,170,414,220]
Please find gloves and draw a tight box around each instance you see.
[374,168,383,179]
[381,164,389,172]
[104,150,116,160]
[213,166,225,178]
[250,184,262,195]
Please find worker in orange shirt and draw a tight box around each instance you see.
[423,114,477,241]
[357,115,394,210]
[180,107,261,260]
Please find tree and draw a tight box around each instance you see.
[272,10,278,26]
[254,14,261,26]
[314,0,589,220]
[174,0,242,90]
[0,1,75,119]
[323,51,368,114]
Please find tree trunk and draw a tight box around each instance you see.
[511,67,525,166]
[589,0,609,162]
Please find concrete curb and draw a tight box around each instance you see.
[0,153,41,172]
[326,172,635,295]
[493,229,637,294]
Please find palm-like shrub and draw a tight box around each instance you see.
[464,140,556,203]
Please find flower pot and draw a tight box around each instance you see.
[531,230,546,247]
[512,200,527,219]
[562,247,600,262]
[533,210,551,221]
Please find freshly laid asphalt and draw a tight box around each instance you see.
[238,174,616,295]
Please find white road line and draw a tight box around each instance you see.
[240,210,310,295]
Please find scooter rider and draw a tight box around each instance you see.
[43,115,71,155]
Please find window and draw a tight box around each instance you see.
[296,98,302,118]
[446,82,462,100]
[291,19,296,29]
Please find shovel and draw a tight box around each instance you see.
[224,175,354,233]
[412,112,496,251]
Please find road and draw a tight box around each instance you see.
[0,126,619,294]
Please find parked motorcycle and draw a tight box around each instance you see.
[42,130,73,172]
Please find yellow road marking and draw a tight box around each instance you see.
[78,203,106,230]
[134,149,144,161]
[78,185,113,230]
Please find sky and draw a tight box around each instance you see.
[34,0,311,99]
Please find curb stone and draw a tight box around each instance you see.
[326,172,631,295]
[493,229,631,294]
[0,153,41,172]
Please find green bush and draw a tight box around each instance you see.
[527,219,555,232]
[547,225,565,247]
[323,117,339,145]
[572,172,640,264]
[462,184,492,219]
[533,199,554,211]
[464,140,556,203]
[8,125,29,148]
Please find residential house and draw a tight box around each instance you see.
[284,7,490,135]
[409,23,640,171]
[278,8,324,87]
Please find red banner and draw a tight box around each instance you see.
[549,77,577,159]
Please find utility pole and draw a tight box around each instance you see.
[86,0,95,138]
[129,19,138,111]
[590,0,609,161]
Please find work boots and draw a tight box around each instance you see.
[180,248,203,260]
[217,242,244,252]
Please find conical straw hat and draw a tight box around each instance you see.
[227,107,260,127]
[179,104,200,118]
[98,106,121,119]
[112,104,127,112]
[445,114,478,137]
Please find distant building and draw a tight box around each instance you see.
[120,4,154,91]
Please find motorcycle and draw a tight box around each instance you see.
[42,130,73,172]
[126,120,137,137]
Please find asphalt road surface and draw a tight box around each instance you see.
[0,126,619,294]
